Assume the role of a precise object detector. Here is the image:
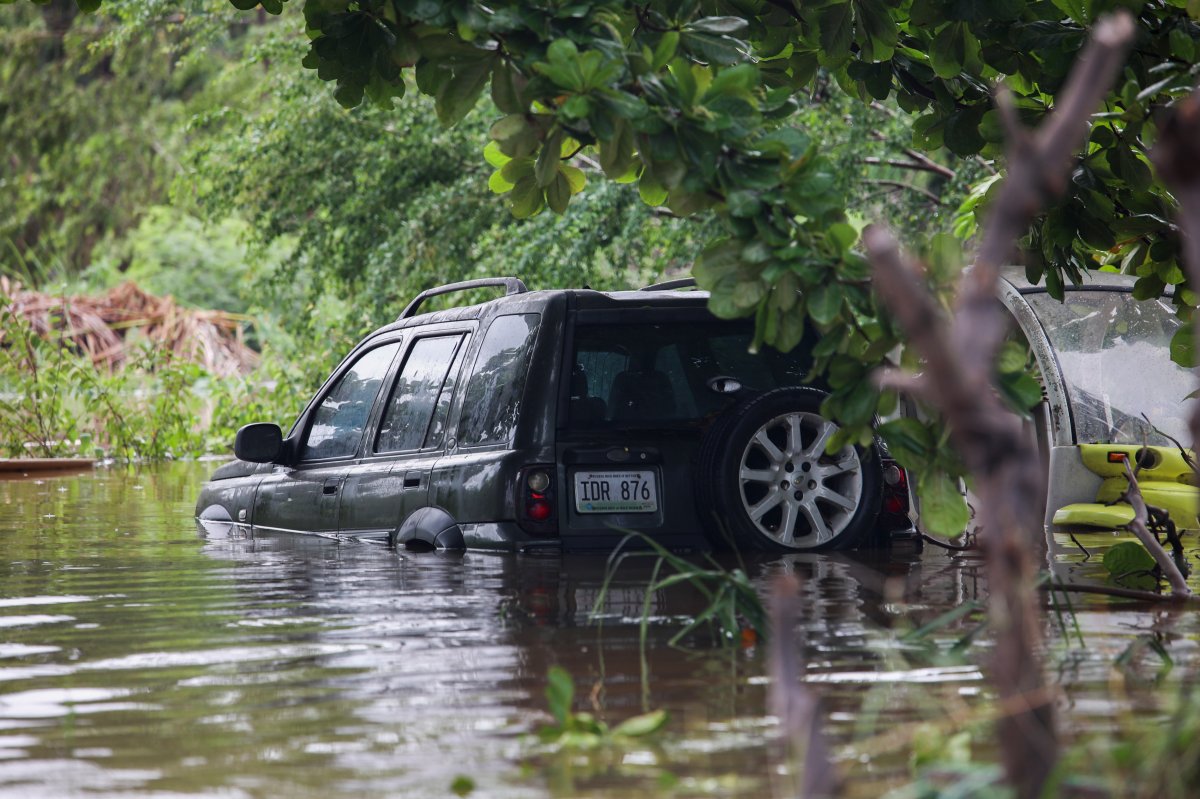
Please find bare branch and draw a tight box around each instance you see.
[862,156,956,180]
[862,178,945,205]
[1121,460,1192,597]
[865,13,1138,799]
[1046,580,1199,604]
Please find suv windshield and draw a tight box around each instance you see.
[568,322,811,427]
[1026,290,1193,446]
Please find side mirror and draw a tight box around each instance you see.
[234,423,283,463]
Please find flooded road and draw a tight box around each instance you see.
[0,464,1196,798]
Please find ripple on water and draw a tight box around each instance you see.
[0,463,1196,799]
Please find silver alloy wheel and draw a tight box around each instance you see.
[737,411,863,548]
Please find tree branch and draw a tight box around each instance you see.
[862,156,956,180]
[864,13,1136,799]
[863,178,944,205]
[1121,460,1192,597]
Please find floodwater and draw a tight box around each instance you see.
[0,464,1196,798]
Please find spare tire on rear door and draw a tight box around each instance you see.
[694,387,882,552]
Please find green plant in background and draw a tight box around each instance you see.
[0,305,87,457]
[0,306,212,460]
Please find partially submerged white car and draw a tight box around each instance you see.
[997,267,1197,533]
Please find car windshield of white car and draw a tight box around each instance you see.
[1026,291,1192,446]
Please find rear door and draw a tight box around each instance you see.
[252,341,402,535]
[338,331,471,539]
[558,310,814,546]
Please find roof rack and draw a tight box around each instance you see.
[397,277,528,320]
[639,278,697,292]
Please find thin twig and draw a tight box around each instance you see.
[1044,581,1199,604]
[863,179,944,205]
[862,157,956,179]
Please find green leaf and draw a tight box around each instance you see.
[686,17,749,35]
[612,709,669,738]
[483,141,510,168]
[546,171,572,214]
[931,23,967,79]
[1170,26,1196,62]
[943,108,985,156]
[535,129,564,187]
[653,31,680,69]
[853,0,898,62]
[819,3,854,66]
[917,470,970,538]
[545,666,574,726]
[1103,541,1158,589]
[561,165,586,193]
[878,418,935,471]
[436,57,493,126]
[509,175,545,218]
[599,117,635,180]
[491,61,525,114]
[638,172,669,205]
[808,282,843,325]
[827,222,858,253]
[1132,275,1165,301]
[488,169,515,194]
[997,370,1042,414]
[1051,0,1091,23]
[450,775,475,797]
[995,341,1026,374]
[1170,323,1195,368]
[680,32,747,65]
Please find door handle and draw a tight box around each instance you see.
[323,482,339,495]
[403,470,422,489]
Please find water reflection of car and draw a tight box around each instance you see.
[993,267,1196,533]
[197,277,912,553]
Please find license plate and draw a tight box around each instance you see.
[573,470,658,514]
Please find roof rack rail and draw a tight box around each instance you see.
[639,278,697,292]
[397,277,528,320]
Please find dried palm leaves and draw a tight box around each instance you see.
[1,278,258,377]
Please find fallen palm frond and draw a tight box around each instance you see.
[0,277,257,377]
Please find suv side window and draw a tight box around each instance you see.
[457,313,539,447]
[375,334,464,453]
[302,342,401,461]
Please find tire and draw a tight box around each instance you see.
[694,387,882,552]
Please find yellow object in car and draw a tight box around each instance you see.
[1051,444,1198,532]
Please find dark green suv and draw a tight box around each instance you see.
[197,278,908,552]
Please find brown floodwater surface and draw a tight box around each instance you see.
[0,464,1196,798]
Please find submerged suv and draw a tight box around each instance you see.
[197,278,907,552]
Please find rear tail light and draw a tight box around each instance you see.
[881,461,910,517]
[518,466,557,534]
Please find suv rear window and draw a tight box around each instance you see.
[568,322,811,427]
